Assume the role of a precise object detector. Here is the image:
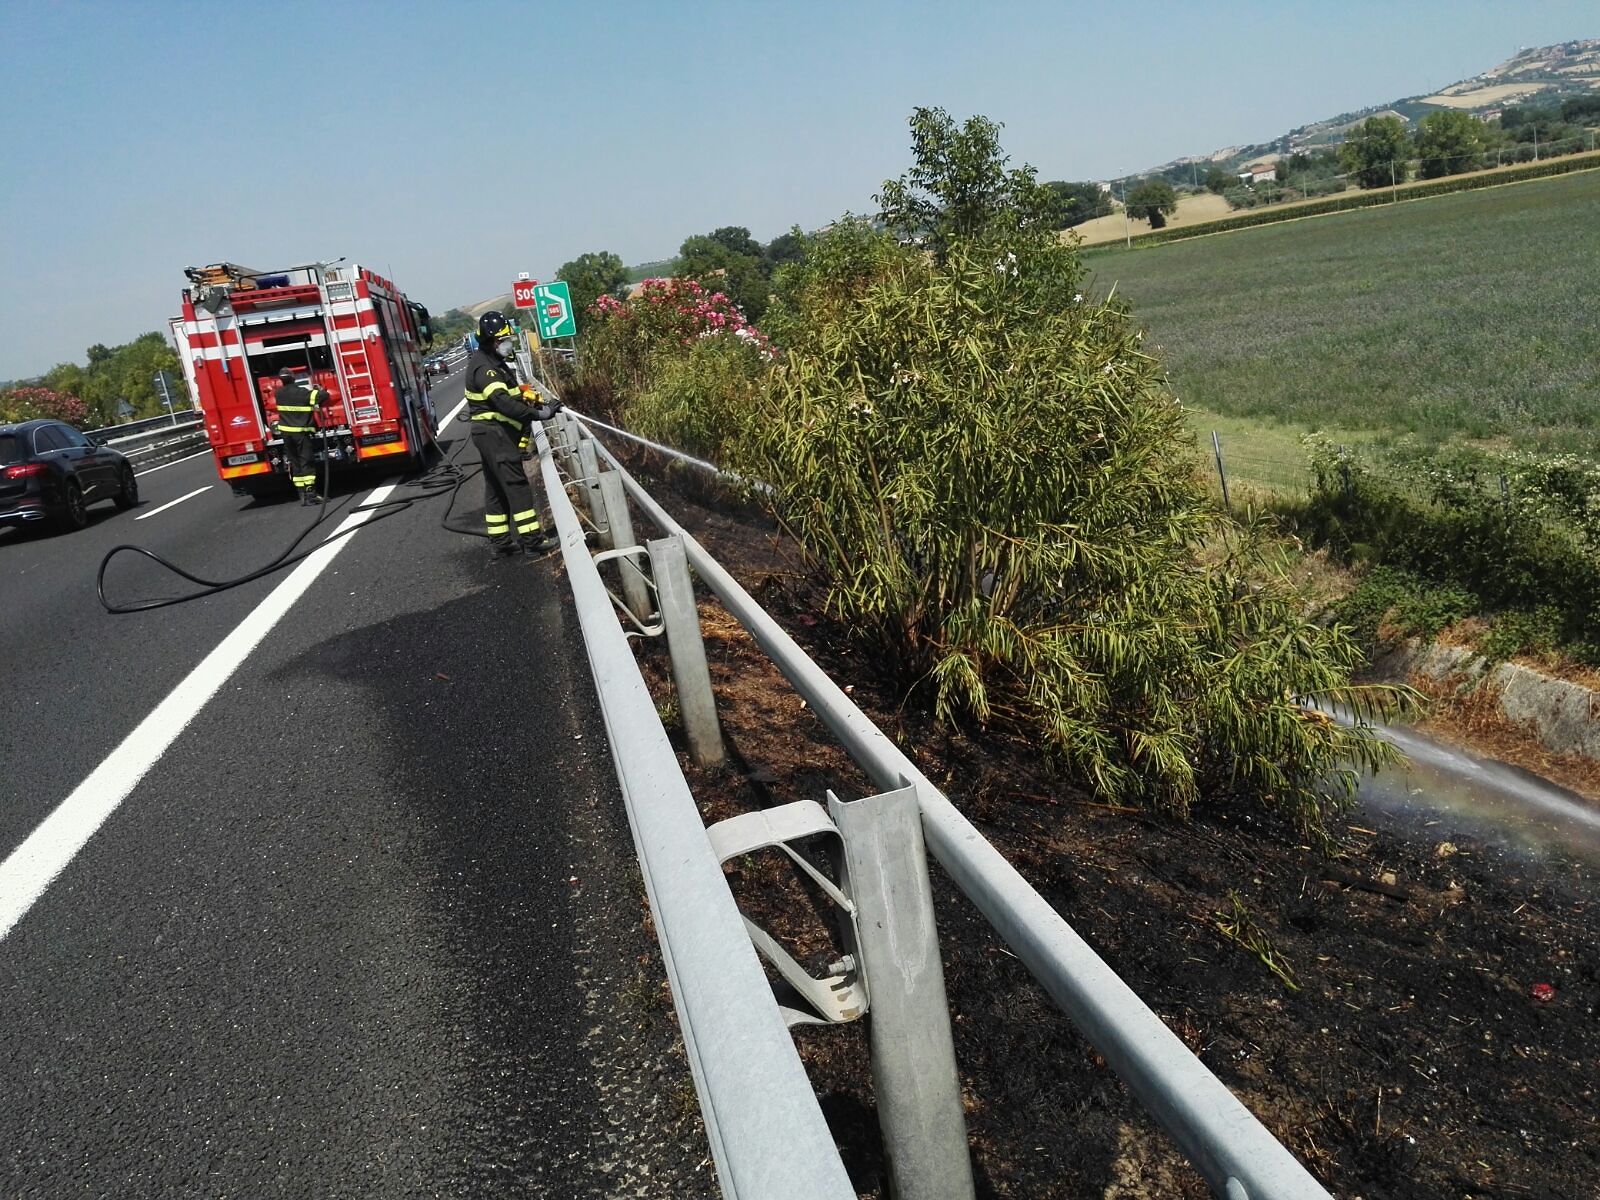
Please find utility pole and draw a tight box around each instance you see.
[1120,181,1131,248]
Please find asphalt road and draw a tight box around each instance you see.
[0,374,712,1197]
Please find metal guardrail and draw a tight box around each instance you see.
[532,425,857,1200]
[567,412,1335,1200]
[94,417,209,470]
[84,413,201,445]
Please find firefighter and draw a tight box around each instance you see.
[466,311,560,558]
[274,368,328,505]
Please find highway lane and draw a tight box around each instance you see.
[0,378,465,851]
[0,381,711,1196]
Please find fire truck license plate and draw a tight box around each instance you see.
[225,453,259,466]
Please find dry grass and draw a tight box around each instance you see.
[1071,192,1234,247]
[1409,671,1600,802]
[1421,82,1552,108]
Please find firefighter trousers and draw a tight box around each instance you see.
[283,430,318,495]
[472,424,540,550]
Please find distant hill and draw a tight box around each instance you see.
[1128,37,1600,181]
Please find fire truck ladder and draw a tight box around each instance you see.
[196,288,265,433]
[312,265,376,430]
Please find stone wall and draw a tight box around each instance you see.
[1370,640,1600,764]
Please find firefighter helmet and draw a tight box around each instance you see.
[478,311,513,344]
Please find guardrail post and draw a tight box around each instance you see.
[553,410,574,463]
[828,785,975,1200]
[647,534,724,767]
[576,439,608,539]
[598,470,654,623]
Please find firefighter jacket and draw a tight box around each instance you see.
[465,348,558,437]
[275,381,326,434]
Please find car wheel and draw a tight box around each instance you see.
[113,465,139,510]
[58,480,90,532]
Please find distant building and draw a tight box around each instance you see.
[1237,161,1278,184]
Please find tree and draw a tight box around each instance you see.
[1125,178,1179,228]
[708,226,763,260]
[1415,110,1488,178]
[1339,116,1410,189]
[676,233,771,324]
[32,332,183,424]
[763,227,810,272]
[876,106,1060,259]
[1042,180,1113,228]
[557,251,629,318]
[1203,166,1234,195]
[1561,95,1600,124]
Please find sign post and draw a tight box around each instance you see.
[153,369,177,425]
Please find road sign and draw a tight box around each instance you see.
[533,281,576,339]
[512,278,538,309]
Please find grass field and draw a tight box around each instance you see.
[1086,169,1600,478]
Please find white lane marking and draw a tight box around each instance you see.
[0,479,401,941]
[437,395,469,432]
[135,449,212,477]
[134,485,211,521]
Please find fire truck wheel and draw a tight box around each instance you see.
[58,481,90,532]
[113,465,139,511]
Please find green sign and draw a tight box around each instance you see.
[533,281,577,340]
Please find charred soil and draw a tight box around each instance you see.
[605,447,1599,1200]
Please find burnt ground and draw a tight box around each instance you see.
[600,449,1598,1200]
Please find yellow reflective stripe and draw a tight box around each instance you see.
[277,404,315,412]
[485,515,510,526]
[470,410,523,428]
[516,521,539,533]
[278,425,312,433]
[511,509,537,521]
[480,380,513,398]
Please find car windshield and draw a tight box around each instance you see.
[0,434,22,465]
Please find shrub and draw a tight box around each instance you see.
[1328,567,1478,654]
[624,330,769,465]
[1291,437,1600,663]
[578,278,761,398]
[0,386,89,426]
[747,225,1403,832]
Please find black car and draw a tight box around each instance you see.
[0,419,138,532]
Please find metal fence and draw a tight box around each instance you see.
[538,407,1335,1200]
[84,414,208,469]
[533,422,857,1200]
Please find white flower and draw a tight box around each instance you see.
[1073,293,1083,304]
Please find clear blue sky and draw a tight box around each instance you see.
[1,0,1593,379]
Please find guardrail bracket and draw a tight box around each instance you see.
[706,799,866,1027]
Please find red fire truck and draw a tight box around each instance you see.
[175,261,439,495]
